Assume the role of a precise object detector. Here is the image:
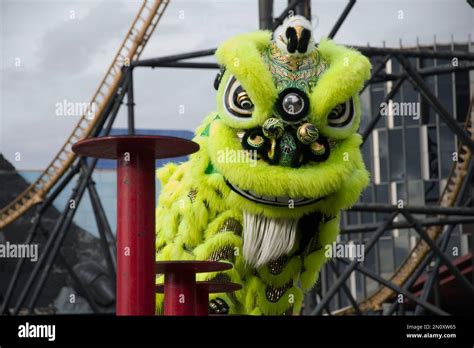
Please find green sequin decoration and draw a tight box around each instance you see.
[205,162,218,174]
[279,132,297,166]
[263,42,327,93]
[200,123,210,137]
[200,115,220,137]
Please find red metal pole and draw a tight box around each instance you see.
[195,286,210,316]
[116,148,155,315]
[163,270,196,315]
[156,261,237,316]
[73,136,200,316]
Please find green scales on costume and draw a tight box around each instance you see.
[155,16,371,315]
[263,41,327,93]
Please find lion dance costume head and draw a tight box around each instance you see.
[156,16,371,315]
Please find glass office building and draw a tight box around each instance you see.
[315,40,473,311]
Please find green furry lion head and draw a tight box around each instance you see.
[191,18,371,220]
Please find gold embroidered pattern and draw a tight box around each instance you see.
[265,281,293,303]
[263,42,327,93]
[267,255,289,275]
[218,218,243,236]
[187,189,197,203]
[208,245,235,262]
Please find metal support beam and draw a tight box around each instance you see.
[401,210,474,295]
[328,0,356,39]
[87,174,117,280]
[272,0,302,30]
[385,223,454,315]
[21,158,98,314]
[259,0,274,30]
[341,215,474,234]
[1,69,130,314]
[396,54,474,153]
[132,49,216,68]
[0,206,42,314]
[351,203,474,216]
[316,291,333,316]
[133,1,307,69]
[143,62,219,69]
[10,72,130,315]
[293,0,311,20]
[132,44,474,69]
[361,55,391,93]
[358,46,474,61]
[387,160,474,315]
[328,260,362,315]
[361,78,405,145]
[56,252,102,313]
[310,212,398,315]
[372,62,474,83]
[0,160,86,314]
[338,258,450,316]
[127,67,135,135]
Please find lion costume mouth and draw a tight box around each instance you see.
[225,179,327,207]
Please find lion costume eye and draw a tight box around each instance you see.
[327,99,355,128]
[223,75,254,119]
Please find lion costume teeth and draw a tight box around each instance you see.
[242,212,298,269]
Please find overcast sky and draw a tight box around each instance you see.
[0,0,472,170]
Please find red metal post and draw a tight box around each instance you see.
[116,148,155,315]
[195,281,243,316]
[195,286,210,316]
[163,270,196,315]
[72,135,199,316]
[155,261,237,316]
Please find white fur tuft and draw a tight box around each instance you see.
[242,211,298,269]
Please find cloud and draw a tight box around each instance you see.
[0,0,472,170]
[35,1,136,75]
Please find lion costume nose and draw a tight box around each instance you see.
[275,88,309,123]
[241,118,330,168]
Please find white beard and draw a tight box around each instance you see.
[242,211,298,269]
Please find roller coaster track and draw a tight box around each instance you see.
[336,98,474,315]
[0,0,169,230]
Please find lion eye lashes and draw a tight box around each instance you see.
[223,75,254,118]
[236,92,253,110]
[222,74,356,130]
[327,99,355,128]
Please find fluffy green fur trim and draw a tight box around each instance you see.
[208,119,368,218]
[256,256,302,288]
[215,31,278,129]
[202,210,242,239]
[300,215,340,290]
[194,232,241,259]
[244,276,303,315]
[310,38,371,138]
[321,95,363,140]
